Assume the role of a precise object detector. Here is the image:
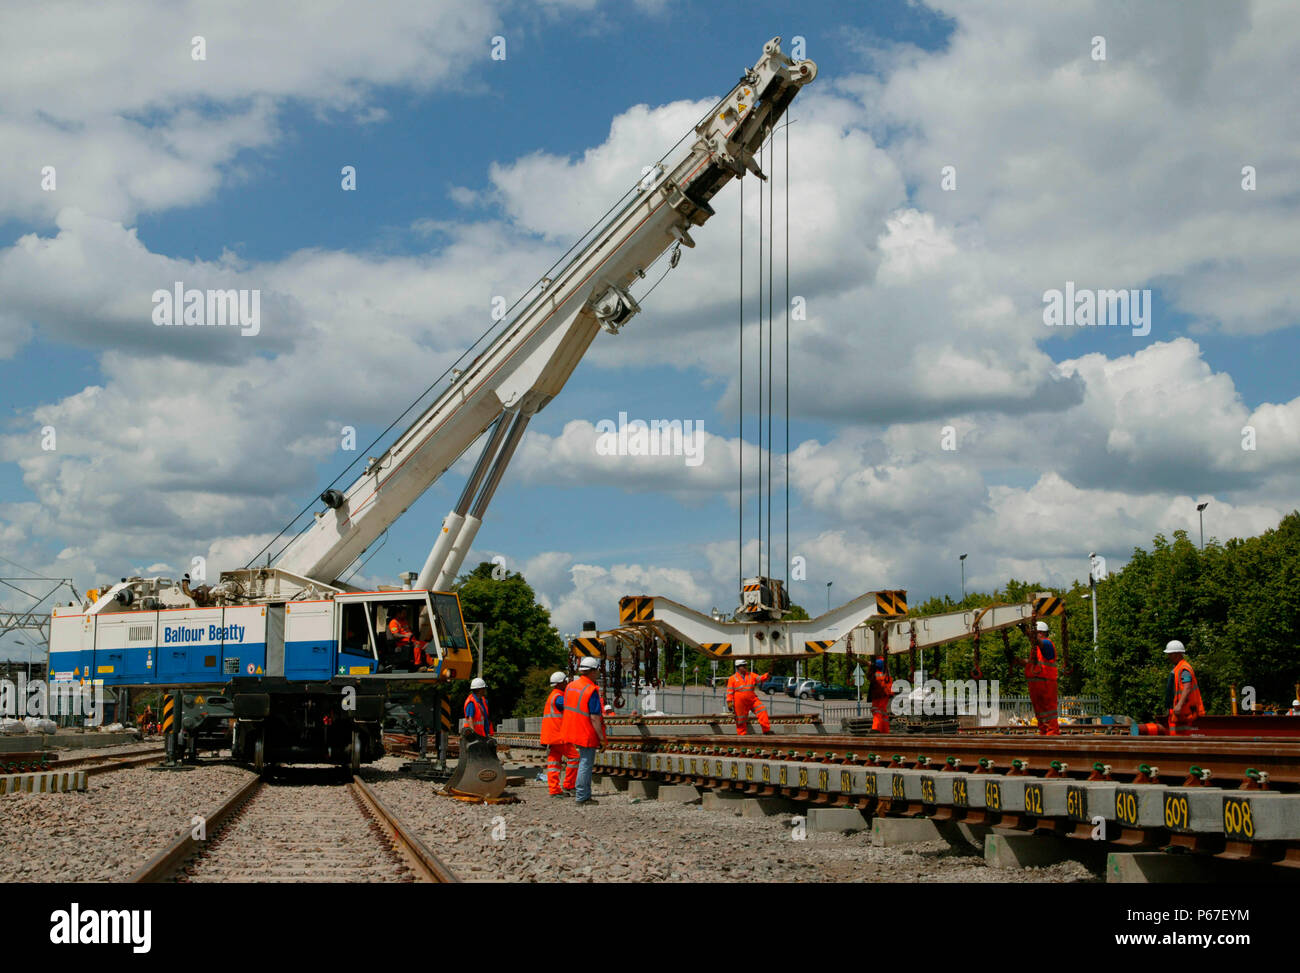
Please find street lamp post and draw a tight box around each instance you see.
[826,581,832,612]
[1197,501,1209,550]
[680,651,687,711]
[959,553,968,602]
[1087,552,1101,650]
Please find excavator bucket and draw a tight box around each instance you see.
[444,730,508,801]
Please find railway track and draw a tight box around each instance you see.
[1,744,167,775]
[496,730,1300,789]
[131,771,460,883]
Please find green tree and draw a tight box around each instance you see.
[449,562,566,719]
[516,666,560,716]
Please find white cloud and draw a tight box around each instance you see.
[3,1,1299,626]
[0,1,500,225]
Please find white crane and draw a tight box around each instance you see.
[270,38,819,590]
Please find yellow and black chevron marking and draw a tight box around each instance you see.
[875,590,908,616]
[618,596,655,624]
[161,695,175,736]
[699,643,733,657]
[570,636,604,658]
[804,640,835,654]
[1034,596,1065,616]
[439,698,452,731]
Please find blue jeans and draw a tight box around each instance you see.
[575,746,596,802]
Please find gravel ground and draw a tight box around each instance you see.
[185,777,410,882]
[0,761,254,882]
[364,755,1099,884]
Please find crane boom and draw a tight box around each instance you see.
[273,37,817,586]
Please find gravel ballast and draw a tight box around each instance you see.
[365,755,1097,884]
[0,762,254,882]
[0,748,1099,883]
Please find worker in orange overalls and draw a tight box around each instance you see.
[541,671,577,797]
[1025,621,1060,736]
[1165,641,1204,735]
[868,657,894,733]
[462,677,492,737]
[388,606,429,670]
[725,659,773,736]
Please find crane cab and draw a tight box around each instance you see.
[332,589,474,681]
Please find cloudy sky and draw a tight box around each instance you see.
[2,0,1297,658]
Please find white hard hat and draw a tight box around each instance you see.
[1164,640,1185,654]
[603,704,615,714]
[1292,699,1299,708]
[470,677,487,690]
[1035,621,1049,632]
[549,671,566,685]
[578,656,600,670]
[735,658,749,666]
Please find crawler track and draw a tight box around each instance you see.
[132,771,459,883]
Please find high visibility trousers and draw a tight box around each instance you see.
[733,695,772,735]
[871,700,891,733]
[1168,711,1199,736]
[547,743,578,794]
[1028,681,1060,736]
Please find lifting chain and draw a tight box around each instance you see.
[971,623,983,681]
[612,649,625,710]
[908,624,918,678]
[646,636,660,689]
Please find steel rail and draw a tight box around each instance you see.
[131,775,263,883]
[350,775,461,883]
[0,744,166,773]
[495,730,1300,788]
[84,752,168,776]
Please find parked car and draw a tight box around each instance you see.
[793,679,855,701]
[759,675,794,695]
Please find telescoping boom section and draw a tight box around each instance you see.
[272,38,817,589]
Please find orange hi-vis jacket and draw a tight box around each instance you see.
[1171,658,1205,721]
[868,669,894,703]
[389,617,413,646]
[1025,638,1058,684]
[561,675,603,749]
[726,669,762,707]
[541,687,566,745]
[463,692,490,736]
[389,617,425,665]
